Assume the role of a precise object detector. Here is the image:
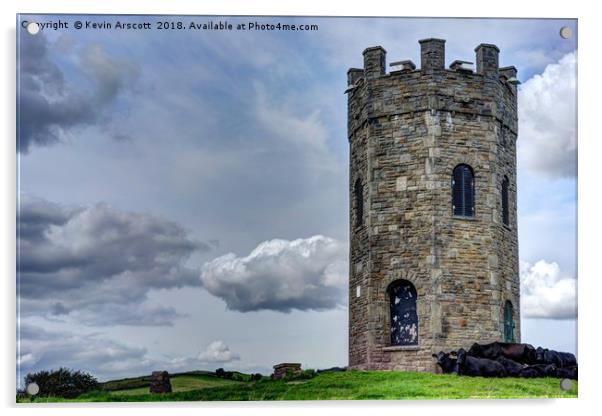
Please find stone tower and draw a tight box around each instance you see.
[347,39,520,372]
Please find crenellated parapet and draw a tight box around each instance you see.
[347,39,519,141]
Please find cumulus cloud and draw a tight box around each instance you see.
[17,32,139,153]
[200,235,348,312]
[520,260,577,319]
[17,195,208,326]
[197,341,240,363]
[518,51,577,178]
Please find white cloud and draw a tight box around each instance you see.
[200,235,348,312]
[17,353,37,367]
[520,260,576,319]
[518,51,577,178]
[197,341,240,363]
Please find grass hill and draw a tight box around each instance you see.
[18,369,578,402]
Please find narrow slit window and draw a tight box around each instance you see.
[354,178,364,227]
[502,176,509,226]
[452,164,475,217]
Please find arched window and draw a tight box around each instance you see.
[502,176,509,226]
[504,300,515,342]
[354,178,364,227]
[388,280,418,346]
[452,164,475,217]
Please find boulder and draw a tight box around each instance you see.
[149,371,172,394]
[272,363,302,379]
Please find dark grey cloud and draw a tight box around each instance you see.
[200,235,348,312]
[17,32,139,153]
[17,195,76,242]
[17,195,209,326]
[50,302,70,316]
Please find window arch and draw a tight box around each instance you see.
[504,300,515,342]
[388,280,418,346]
[502,176,509,226]
[354,178,364,227]
[452,164,475,217]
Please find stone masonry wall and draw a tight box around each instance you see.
[348,39,520,372]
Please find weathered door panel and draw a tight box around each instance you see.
[389,281,418,346]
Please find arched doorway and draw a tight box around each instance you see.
[388,280,418,346]
[504,300,515,342]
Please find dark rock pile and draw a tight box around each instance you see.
[432,342,577,379]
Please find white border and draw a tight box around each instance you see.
[2,0,600,414]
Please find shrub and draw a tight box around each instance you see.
[24,368,99,398]
[214,369,256,381]
[215,368,236,379]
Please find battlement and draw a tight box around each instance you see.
[349,38,516,84]
[346,38,519,140]
[419,38,446,70]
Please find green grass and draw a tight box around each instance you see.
[99,370,239,392]
[107,374,243,396]
[17,370,577,403]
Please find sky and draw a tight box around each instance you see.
[16,15,577,385]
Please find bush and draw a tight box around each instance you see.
[215,368,233,379]
[214,368,258,382]
[24,368,99,398]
